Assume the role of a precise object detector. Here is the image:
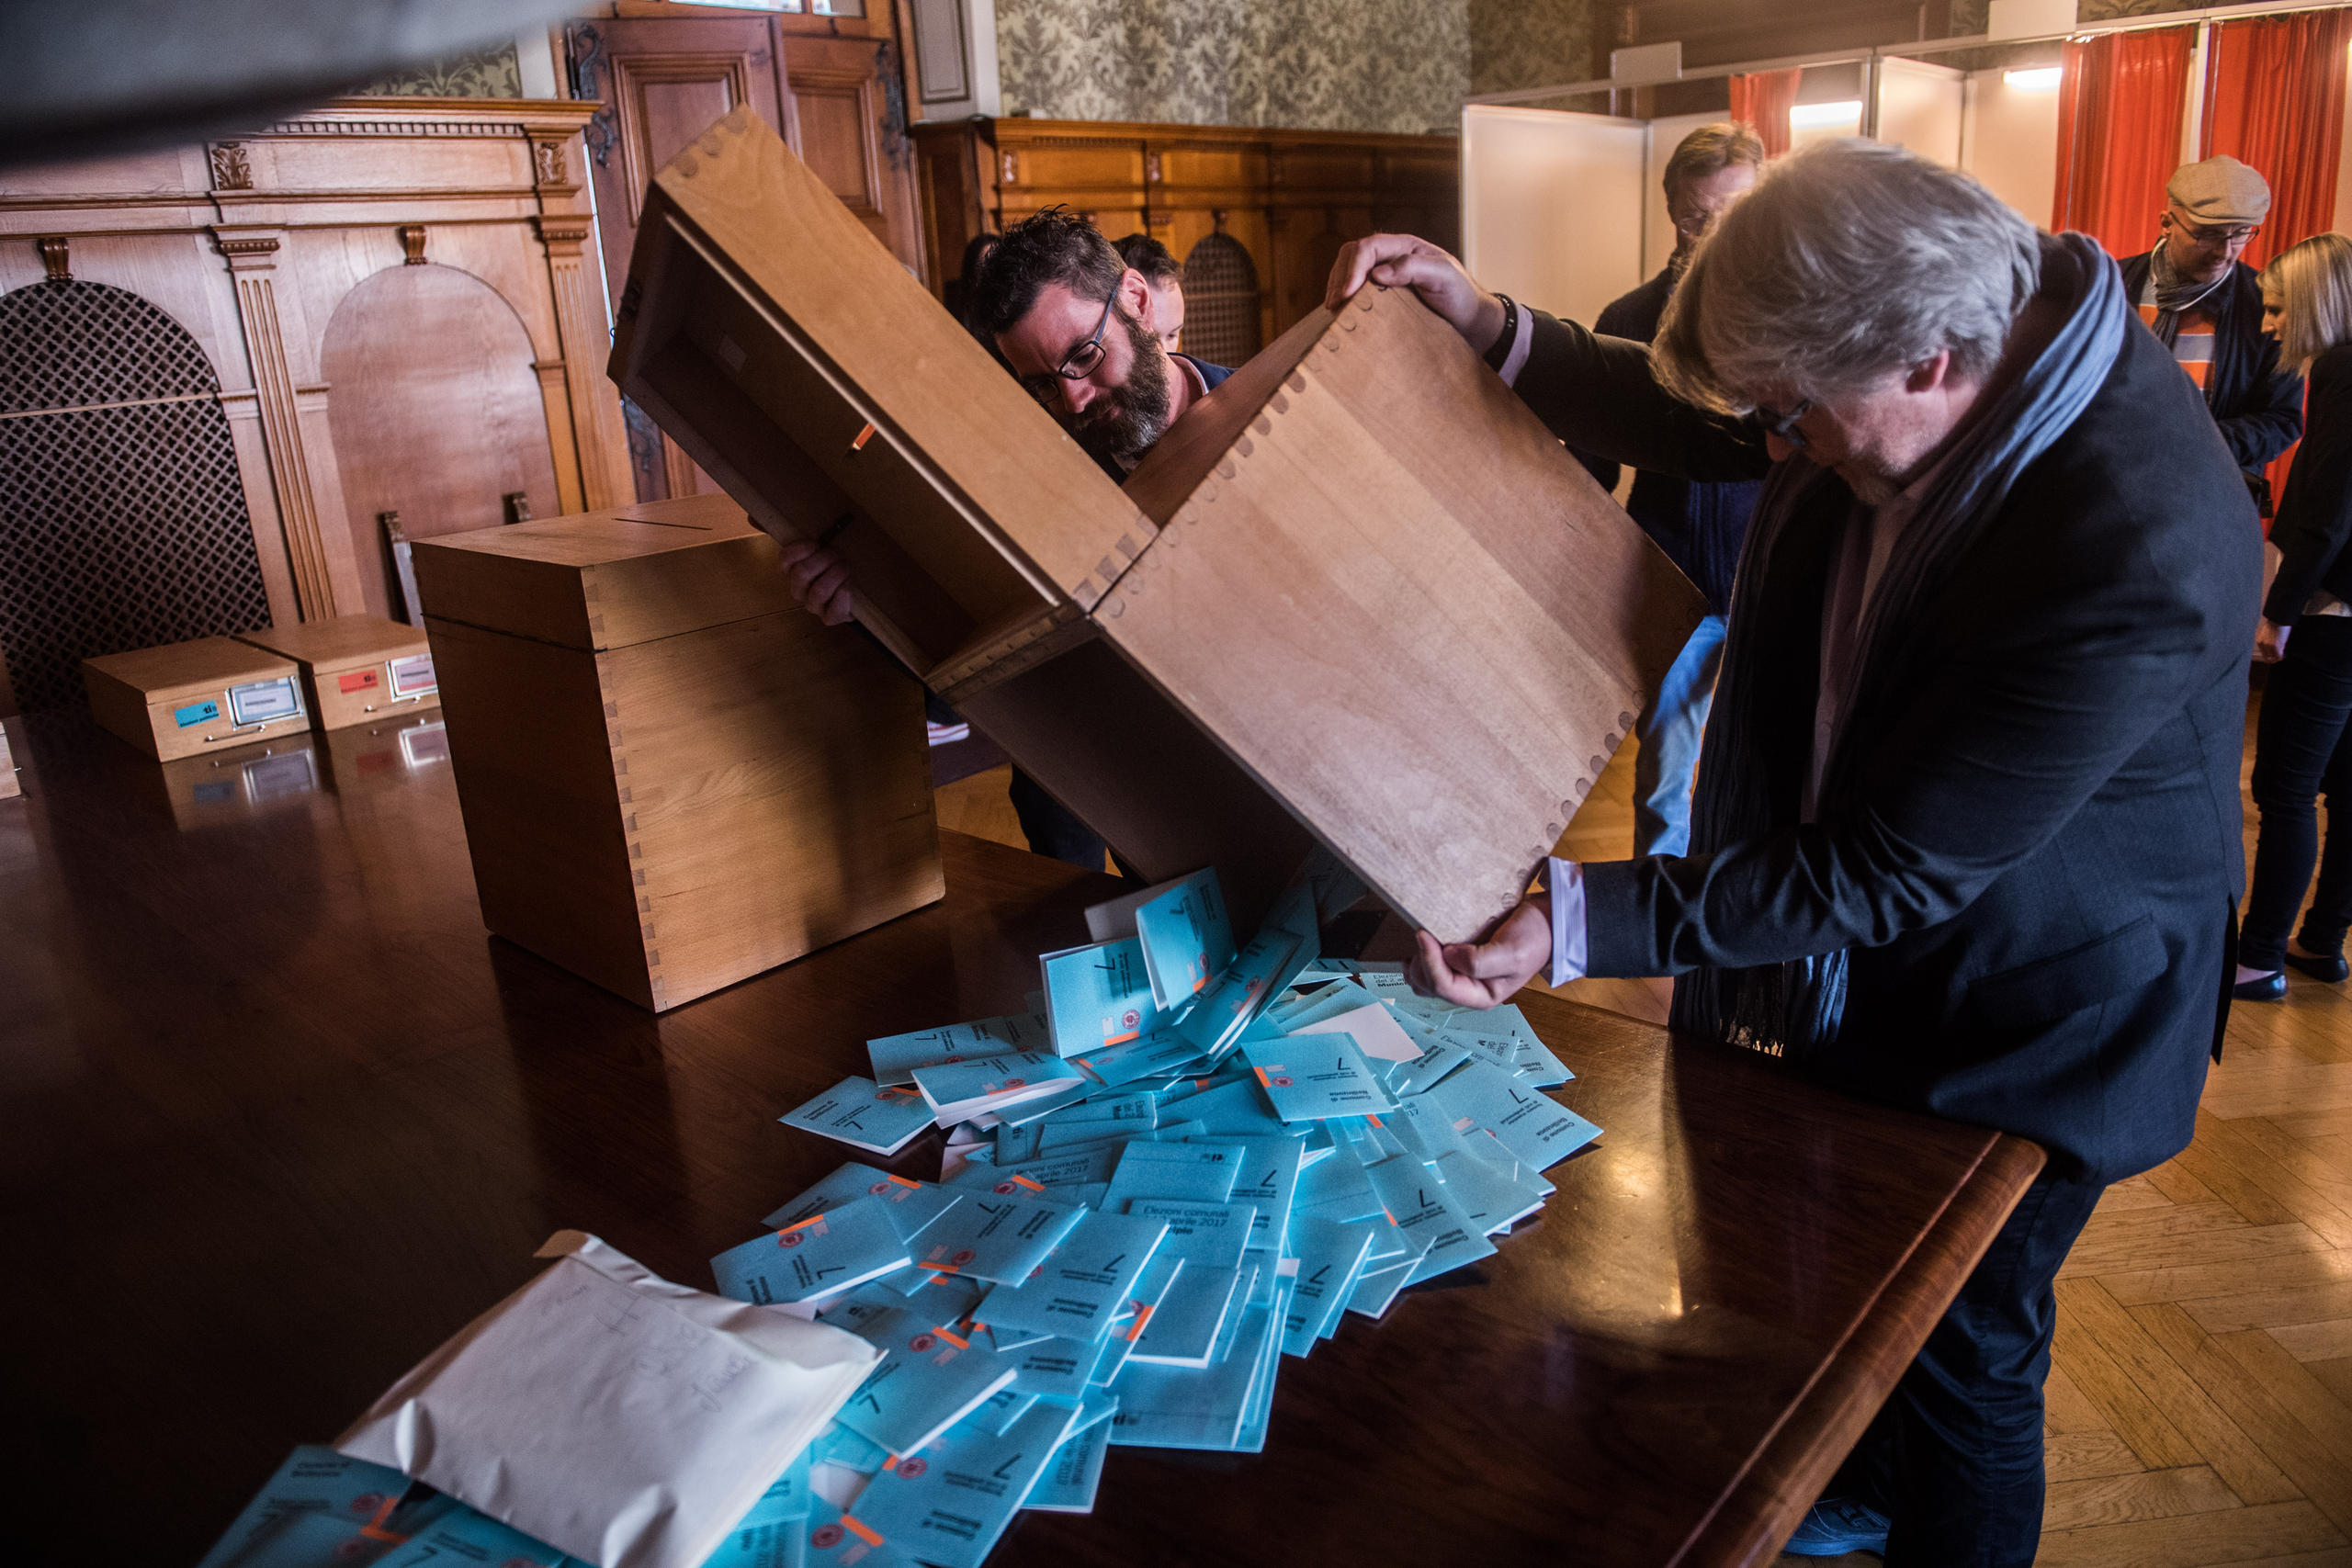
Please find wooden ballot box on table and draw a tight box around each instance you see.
[412,493,944,1012]
[614,107,1702,940]
[234,615,440,733]
[82,636,313,763]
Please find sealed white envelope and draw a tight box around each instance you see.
[337,1230,882,1568]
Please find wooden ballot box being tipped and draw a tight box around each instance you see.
[616,108,1702,942]
[412,494,944,1011]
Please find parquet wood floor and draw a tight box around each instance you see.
[940,691,2352,1564]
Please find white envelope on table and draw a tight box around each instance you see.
[337,1230,881,1568]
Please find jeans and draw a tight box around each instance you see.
[1835,1170,2108,1568]
[1633,614,1727,857]
[2243,615,2352,969]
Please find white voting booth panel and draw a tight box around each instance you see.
[1878,58,1965,166]
[1957,65,2062,225]
[1463,106,1646,332]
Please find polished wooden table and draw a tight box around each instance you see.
[0,710,2043,1568]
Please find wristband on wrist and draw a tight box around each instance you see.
[1482,294,1518,371]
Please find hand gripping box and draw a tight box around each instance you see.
[412,493,944,1011]
[613,107,1701,941]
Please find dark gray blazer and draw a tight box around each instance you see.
[1510,306,2260,1186]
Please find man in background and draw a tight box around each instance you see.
[2117,155,2301,512]
[1578,121,1765,856]
[1114,232,1185,349]
[783,209,1231,869]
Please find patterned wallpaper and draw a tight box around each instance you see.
[996,0,1472,134]
[361,41,524,99]
[1468,0,1600,97]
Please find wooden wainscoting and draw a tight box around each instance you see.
[911,116,1459,361]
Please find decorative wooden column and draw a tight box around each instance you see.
[531,130,631,514]
[214,227,340,620]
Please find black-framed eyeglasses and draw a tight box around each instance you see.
[1020,291,1117,406]
[2167,211,2259,246]
[1755,397,1812,450]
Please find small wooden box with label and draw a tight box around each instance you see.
[83,637,314,762]
[235,615,439,732]
[412,493,944,1011]
[613,108,1702,940]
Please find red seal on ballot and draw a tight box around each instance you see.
[952,1248,978,1267]
[910,1333,936,1353]
[780,1230,805,1247]
[993,1180,1018,1195]
[811,1524,844,1550]
[898,1458,929,1478]
[1272,1076,1295,1088]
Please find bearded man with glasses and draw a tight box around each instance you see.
[780,208,1233,871]
[2117,155,2302,513]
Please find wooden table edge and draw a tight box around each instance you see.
[1671,1130,2049,1566]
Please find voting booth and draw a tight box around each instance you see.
[614,107,1701,944]
[413,494,944,1012]
[1461,44,2061,325]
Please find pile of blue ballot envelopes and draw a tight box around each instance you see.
[199,863,1601,1568]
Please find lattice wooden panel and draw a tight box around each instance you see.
[0,280,270,714]
[1180,231,1262,371]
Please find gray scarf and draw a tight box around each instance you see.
[2147,239,2230,350]
[1669,232,2132,1056]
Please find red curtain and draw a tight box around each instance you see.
[1730,70,1803,158]
[2201,11,2352,522]
[2052,26,2196,256]
[2201,9,2352,272]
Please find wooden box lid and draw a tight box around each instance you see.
[410,494,794,650]
[83,637,299,706]
[236,615,426,674]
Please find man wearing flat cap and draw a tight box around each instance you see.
[2119,155,2303,509]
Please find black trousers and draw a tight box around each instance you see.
[1836,1168,2107,1568]
[1007,766,1110,873]
[2243,615,2352,969]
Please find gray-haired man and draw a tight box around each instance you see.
[1330,141,2257,1564]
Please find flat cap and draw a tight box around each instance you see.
[2168,155,2270,226]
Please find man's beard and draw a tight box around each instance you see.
[1073,307,1173,460]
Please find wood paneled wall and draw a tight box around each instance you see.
[0,98,635,650]
[912,118,1460,351]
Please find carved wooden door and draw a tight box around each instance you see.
[568,13,920,503]
[570,15,794,501]
[780,34,922,272]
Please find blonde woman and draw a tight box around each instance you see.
[2236,231,2352,998]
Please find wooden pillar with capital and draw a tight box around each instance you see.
[531,130,634,514]
[214,227,347,620]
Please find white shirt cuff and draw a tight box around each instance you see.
[1496,301,1535,388]
[1539,856,1588,987]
